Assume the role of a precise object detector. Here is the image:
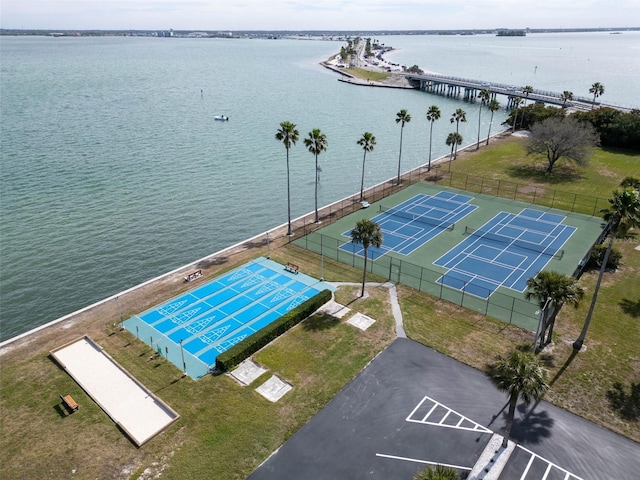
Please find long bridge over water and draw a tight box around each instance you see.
[403,72,598,110]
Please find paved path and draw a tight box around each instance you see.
[328,282,406,338]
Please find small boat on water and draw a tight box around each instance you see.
[214,115,229,121]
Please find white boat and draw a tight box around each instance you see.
[214,115,229,121]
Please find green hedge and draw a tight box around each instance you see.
[215,289,332,372]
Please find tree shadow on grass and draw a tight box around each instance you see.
[620,298,640,318]
[606,382,640,421]
[506,163,583,185]
[549,348,579,387]
[302,312,340,331]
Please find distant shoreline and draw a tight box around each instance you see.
[2,27,639,38]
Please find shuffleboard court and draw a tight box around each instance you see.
[340,191,477,259]
[50,336,179,446]
[123,257,335,379]
[434,208,576,299]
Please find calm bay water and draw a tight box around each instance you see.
[1,32,637,341]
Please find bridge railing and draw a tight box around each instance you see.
[404,72,593,104]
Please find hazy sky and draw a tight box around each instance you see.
[2,0,639,31]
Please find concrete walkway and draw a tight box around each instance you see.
[327,282,406,338]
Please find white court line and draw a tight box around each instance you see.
[375,453,472,471]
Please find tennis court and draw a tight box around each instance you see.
[434,208,576,299]
[295,182,603,330]
[340,191,477,259]
[123,257,335,379]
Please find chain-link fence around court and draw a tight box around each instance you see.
[296,231,540,331]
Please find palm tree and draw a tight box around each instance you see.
[275,121,299,236]
[350,219,383,297]
[485,99,500,146]
[476,89,491,149]
[560,90,573,110]
[426,105,441,171]
[445,132,463,172]
[522,85,534,106]
[357,132,376,201]
[413,464,459,480]
[304,128,328,223]
[511,96,523,133]
[525,271,584,349]
[491,350,548,448]
[589,82,605,109]
[395,109,411,185]
[573,186,640,350]
[450,108,466,159]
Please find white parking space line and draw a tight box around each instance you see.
[516,444,584,480]
[406,395,492,433]
[375,453,472,471]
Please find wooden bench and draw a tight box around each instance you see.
[184,269,202,282]
[60,394,78,413]
[284,262,299,274]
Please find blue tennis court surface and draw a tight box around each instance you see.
[122,257,335,379]
[340,191,477,259]
[434,208,576,299]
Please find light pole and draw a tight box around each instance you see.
[180,339,187,377]
[115,296,124,330]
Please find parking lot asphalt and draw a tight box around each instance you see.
[247,338,639,480]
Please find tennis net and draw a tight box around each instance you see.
[464,226,564,259]
[379,205,455,231]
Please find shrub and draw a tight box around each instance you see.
[413,464,459,480]
[215,289,332,372]
[587,244,622,270]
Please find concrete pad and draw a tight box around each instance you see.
[255,375,292,402]
[468,433,515,480]
[318,299,351,318]
[347,312,376,331]
[50,336,179,446]
[229,359,267,386]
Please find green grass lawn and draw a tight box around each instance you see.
[453,136,638,200]
[1,136,638,479]
[346,67,391,82]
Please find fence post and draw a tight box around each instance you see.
[509,297,515,324]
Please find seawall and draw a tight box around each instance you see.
[0,135,508,354]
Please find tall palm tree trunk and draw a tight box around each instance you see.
[361,247,369,297]
[476,104,482,149]
[544,306,561,345]
[314,153,319,223]
[503,398,517,448]
[428,123,434,171]
[486,111,494,146]
[359,151,367,201]
[448,143,455,172]
[396,129,403,185]
[286,150,292,235]
[573,235,615,350]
